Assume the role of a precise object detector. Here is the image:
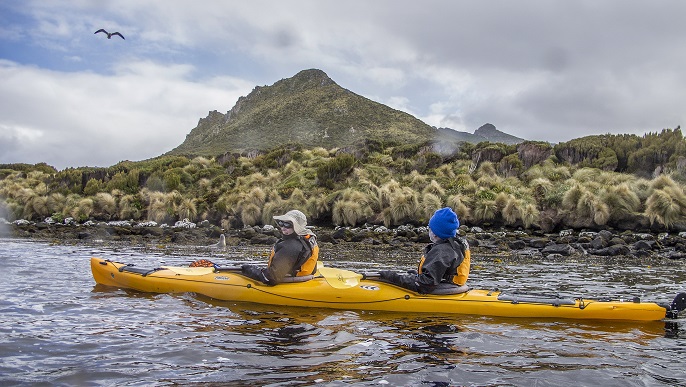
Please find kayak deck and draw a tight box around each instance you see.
[90,257,668,321]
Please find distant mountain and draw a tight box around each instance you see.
[168,69,525,157]
[437,123,525,145]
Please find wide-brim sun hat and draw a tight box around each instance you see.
[273,210,310,235]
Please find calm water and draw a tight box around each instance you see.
[1,237,685,386]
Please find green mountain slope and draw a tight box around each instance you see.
[168,69,438,157]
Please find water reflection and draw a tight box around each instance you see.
[2,238,686,386]
[664,320,685,339]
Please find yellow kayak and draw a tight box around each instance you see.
[90,257,684,322]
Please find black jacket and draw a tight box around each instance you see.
[383,237,465,293]
[242,233,312,285]
[264,234,312,283]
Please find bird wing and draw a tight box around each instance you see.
[111,32,125,40]
[94,29,107,34]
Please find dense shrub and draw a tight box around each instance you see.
[2,129,686,231]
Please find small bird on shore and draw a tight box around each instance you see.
[94,29,125,40]
[207,234,227,250]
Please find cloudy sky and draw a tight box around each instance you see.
[1,1,685,170]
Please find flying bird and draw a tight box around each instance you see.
[94,29,125,40]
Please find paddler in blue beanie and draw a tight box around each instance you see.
[379,207,471,293]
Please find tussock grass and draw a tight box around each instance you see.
[3,131,686,231]
[473,199,497,222]
[93,192,116,220]
[422,180,445,199]
[645,188,684,227]
[118,194,142,220]
[420,193,443,221]
[240,203,261,226]
[47,193,66,216]
[602,183,641,221]
[70,198,94,222]
[177,198,198,221]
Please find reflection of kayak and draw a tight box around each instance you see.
[90,257,685,322]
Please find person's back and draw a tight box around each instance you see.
[415,237,465,289]
[263,229,318,283]
[242,210,318,285]
[380,207,470,293]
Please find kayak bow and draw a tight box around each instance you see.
[90,257,684,322]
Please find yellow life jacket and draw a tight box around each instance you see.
[295,234,319,276]
[454,247,470,286]
[417,237,470,286]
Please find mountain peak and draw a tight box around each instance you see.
[475,123,497,135]
[291,68,335,85]
[167,69,435,157]
[437,123,525,145]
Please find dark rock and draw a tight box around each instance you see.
[351,232,373,242]
[590,245,631,256]
[632,249,653,258]
[558,235,575,244]
[396,229,417,238]
[389,238,407,247]
[590,237,607,249]
[261,227,279,237]
[237,227,258,239]
[527,238,549,248]
[111,226,134,236]
[608,245,631,256]
[598,230,614,241]
[332,228,352,240]
[517,142,553,169]
[508,240,527,249]
[171,233,189,243]
[608,237,626,246]
[414,233,431,244]
[250,235,277,245]
[316,230,335,243]
[577,236,593,244]
[141,227,164,236]
[541,244,576,256]
[665,251,686,260]
[633,240,654,251]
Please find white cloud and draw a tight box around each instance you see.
[0,60,252,169]
[2,0,686,168]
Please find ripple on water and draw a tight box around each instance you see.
[0,238,685,386]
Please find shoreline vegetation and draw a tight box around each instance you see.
[1,128,686,263]
[3,216,686,262]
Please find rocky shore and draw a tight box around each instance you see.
[3,217,686,262]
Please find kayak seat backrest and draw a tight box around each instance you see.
[280,274,315,283]
[119,265,161,276]
[498,293,576,306]
[427,283,470,295]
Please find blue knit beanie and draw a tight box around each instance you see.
[428,207,459,239]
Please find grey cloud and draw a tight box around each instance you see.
[2,0,686,167]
